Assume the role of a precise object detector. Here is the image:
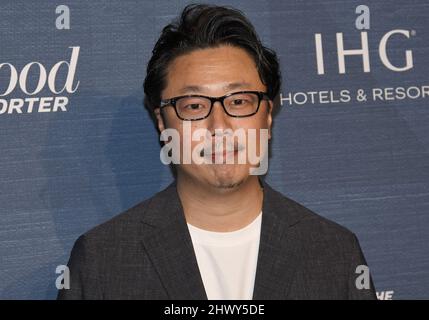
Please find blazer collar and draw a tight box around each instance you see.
[139,178,303,299]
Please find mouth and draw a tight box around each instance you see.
[199,144,245,161]
[210,149,238,160]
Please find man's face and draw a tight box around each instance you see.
[155,45,273,190]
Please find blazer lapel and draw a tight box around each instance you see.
[252,180,303,299]
[140,182,207,300]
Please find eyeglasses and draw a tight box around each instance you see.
[159,90,270,121]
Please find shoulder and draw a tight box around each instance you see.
[265,184,369,277]
[265,183,359,245]
[75,183,175,247]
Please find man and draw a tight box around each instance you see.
[58,4,376,300]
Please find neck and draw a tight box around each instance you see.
[176,172,264,232]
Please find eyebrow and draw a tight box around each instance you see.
[178,82,252,95]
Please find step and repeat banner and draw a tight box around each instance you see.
[0,0,428,299]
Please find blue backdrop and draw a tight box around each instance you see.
[0,0,428,299]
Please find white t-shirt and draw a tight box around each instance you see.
[187,211,262,300]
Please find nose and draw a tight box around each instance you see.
[206,100,231,135]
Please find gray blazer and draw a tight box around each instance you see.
[58,179,376,300]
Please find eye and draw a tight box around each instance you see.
[232,99,243,105]
[231,98,250,106]
[184,103,204,110]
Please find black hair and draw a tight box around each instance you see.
[143,3,281,113]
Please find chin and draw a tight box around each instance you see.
[206,164,250,189]
[179,163,251,190]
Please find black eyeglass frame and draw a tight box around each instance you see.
[159,90,270,121]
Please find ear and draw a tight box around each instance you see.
[154,108,166,133]
[267,100,273,140]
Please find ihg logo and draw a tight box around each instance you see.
[0,46,80,114]
[314,5,414,75]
